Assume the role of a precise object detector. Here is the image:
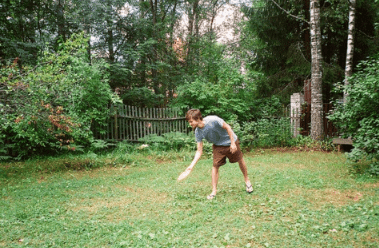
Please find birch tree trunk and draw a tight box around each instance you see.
[344,0,356,104]
[310,0,324,140]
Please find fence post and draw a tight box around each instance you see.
[290,93,304,137]
[114,105,118,140]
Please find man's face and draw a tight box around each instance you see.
[188,118,200,129]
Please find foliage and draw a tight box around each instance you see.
[0,33,119,159]
[239,118,293,148]
[1,0,378,110]
[329,55,379,175]
[171,52,284,122]
[138,132,195,151]
[241,0,310,103]
[172,78,249,122]
[121,87,164,108]
[368,162,379,176]
[291,135,335,152]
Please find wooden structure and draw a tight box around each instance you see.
[332,137,353,152]
[290,93,304,137]
[300,103,339,138]
[304,79,311,104]
[92,105,190,141]
[290,80,339,138]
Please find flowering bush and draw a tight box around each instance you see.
[0,33,119,159]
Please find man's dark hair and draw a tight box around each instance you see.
[186,109,203,121]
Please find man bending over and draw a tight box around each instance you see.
[181,109,253,200]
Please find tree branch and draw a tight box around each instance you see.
[270,0,309,24]
[357,29,375,39]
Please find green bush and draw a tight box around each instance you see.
[121,87,164,108]
[0,33,120,159]
[239,118,293,148]
[329,54,379,175]
[138,132,195,151]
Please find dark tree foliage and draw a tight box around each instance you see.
[1,0,378,109]
[0,0,43,65]
[242,0,379,104]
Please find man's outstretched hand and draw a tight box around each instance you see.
[177,167,193,181]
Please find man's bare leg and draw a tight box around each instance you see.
[208,166,219,199]
[238,158,253,192]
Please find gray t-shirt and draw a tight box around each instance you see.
[195,116,238,146]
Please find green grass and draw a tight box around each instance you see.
[1,149,379,247]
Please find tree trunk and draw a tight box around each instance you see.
[57,0,66,42]
[344,0,356,104]
[107,0,114,63]
[186,0,199,66]
[107,26,114,63]
[149,0,160,95]
[310,0,324,140]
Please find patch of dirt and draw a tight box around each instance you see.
[70,186,170,218]
[37,176,47,183]
[277,188,369,210]
[268,163,308,170]
[254,147,335,153]
[364,233,379,244]
[363,182,379,188]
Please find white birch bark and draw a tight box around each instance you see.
[310,0,324,140]
[344,0,357,104]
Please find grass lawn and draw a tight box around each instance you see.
[1,150,379,247]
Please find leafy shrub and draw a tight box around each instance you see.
[139,132,195,151]
[292,135,335,151]
[367,161,379,176]
[171,52,284,123]
[172,77,250,122]
[0,156,105,178]
[0,33,120,159]
[239,118,293,148]
[329,54,379,175]
[173,77,284,123]
[121,87,164,108]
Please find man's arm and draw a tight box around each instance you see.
[178,142,203,181]
[222,122,237,153]
[187,142,203,170]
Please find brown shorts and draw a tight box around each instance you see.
[213,140,243,168]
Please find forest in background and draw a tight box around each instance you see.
[2,0,378,107]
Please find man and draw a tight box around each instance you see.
[180,109,253,200]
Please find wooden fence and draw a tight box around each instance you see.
[300,103,339,137]
[92,105,190,142]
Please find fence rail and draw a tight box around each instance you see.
[92,105,190,142]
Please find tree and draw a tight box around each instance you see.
[310,0,324,140]
[344,0,356,103]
